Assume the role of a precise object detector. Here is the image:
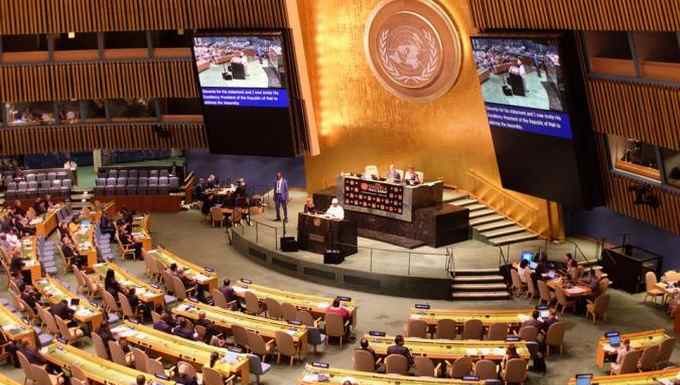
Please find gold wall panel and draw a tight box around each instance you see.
[298,0,554,237]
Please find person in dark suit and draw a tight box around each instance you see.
[50,299,75,321]
[96,320,114,345]
[303,198,316,214]
[194,312,218,342]
[104,269,122,297]
[273,172,289,222]
[175,366,199,385]
[220,279,238,304]
[233,178,247,199]
[356,337,376,366]
[126,287,151,322]
[153,317,173,333]
[172,318,196,340]
[386,335,413,367]
[61,236,83,269]
[20,285,41,310]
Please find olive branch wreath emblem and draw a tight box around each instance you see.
[378,28,439,85]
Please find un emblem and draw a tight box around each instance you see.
[365,0,463,101]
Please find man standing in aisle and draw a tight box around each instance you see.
[273,171,288,223]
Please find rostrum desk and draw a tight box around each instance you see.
[297,213,357,258]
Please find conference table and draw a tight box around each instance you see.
[69,222,98,268]
[14,236,42,283]
[365,334,530,361]
[90,262,165,307]
[33,204,62,237]
[33,277,104,329]
[300,364,483,385]
[0,302,36,349]
[595,329,671,368]
[111,321,250,383]
[132,214,152,251]
[172,300,309,354]
[546,277,593,298]
[567,367,680,385]
[41,342,177,385]
[0,372,20,385]
[234,279,358,327]
[409,306,534,329]
[148,247,218,291]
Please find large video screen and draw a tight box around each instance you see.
[471,34,599,208]
[193,34,288,108]
[472,37,571,140]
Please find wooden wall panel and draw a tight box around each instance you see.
[595,135,680,235]
[0,0,287,35]
[0,60,198,102]
[0,122,207,156]
[471,0,680,31]
[587,79,680,151]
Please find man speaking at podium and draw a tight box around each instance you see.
[325,198,345,220]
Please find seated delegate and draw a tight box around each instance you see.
[387,335,414,367]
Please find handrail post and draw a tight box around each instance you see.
[255,222,259,244]
[408,252,412,276]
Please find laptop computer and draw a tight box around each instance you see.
[605,331,621,347]
[575,374,593,385]
[521,252,534,263]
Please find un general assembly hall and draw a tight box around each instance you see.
[2,1,680,385]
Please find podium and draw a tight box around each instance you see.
[297,213,357,258]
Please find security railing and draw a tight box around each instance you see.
[231,219,454,278]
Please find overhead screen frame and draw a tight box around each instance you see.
[471,31,600,208]
[190,29,309,158]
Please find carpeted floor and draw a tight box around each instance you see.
[1,209,677,385]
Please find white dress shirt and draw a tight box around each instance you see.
[325,205,345,220]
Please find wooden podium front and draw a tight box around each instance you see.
[297,213,358,257]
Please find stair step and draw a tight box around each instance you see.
[70,193,92,201]
[454,268,501,276]
[453,275,505,283]
[469,214,505,226]
[450,198,478,206]
[489,232,539,246]
[465,204,488,211]
[474,220,515,232]
[452,283,508,291]
[469,209,496,218]
[442,191,470,203]
[452,291,511,300]
[481,225,525,238]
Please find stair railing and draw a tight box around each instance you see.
[445,248,455,278]
[498,245,510,266]
[466,169,548,238]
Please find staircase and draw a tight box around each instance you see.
[451,268,510,301]
[449,194,539,246]
[68,188,94,209]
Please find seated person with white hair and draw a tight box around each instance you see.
[325,198,345,220]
